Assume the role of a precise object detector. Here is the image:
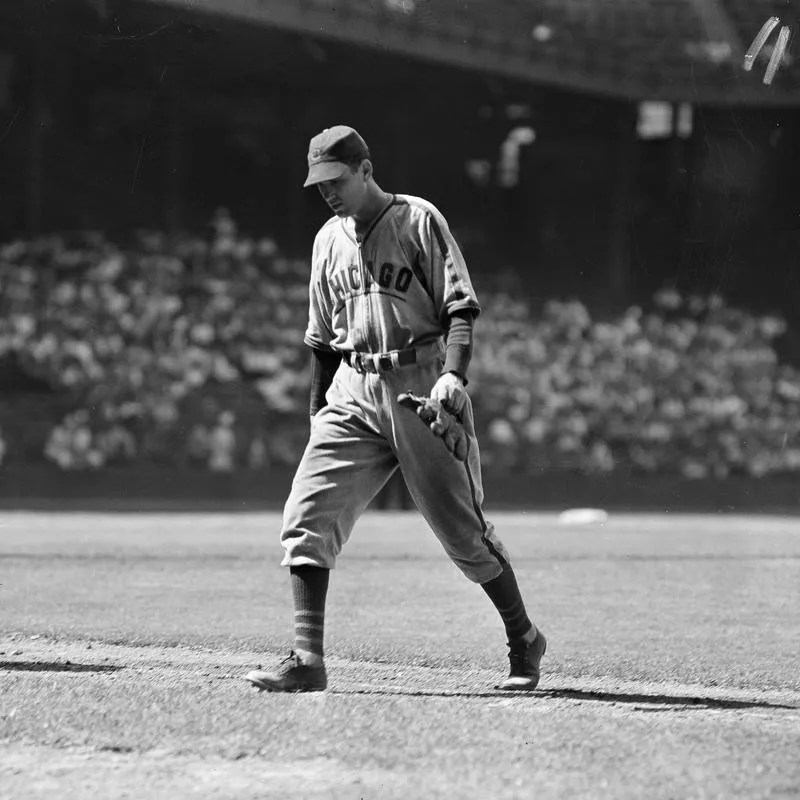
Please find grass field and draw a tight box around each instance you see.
[1,510,799,799]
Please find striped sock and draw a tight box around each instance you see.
[290,565,330,658]
[481,563,536,643]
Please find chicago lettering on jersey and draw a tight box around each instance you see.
[329,260,414,305]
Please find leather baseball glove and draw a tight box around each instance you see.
[397,392,469,462]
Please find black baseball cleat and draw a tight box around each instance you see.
[497,631,547,691]
[244,651,328,693]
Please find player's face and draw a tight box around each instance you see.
[317,164,367,218]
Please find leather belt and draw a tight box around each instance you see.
[343,346,421,375]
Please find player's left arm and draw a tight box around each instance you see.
[421,208,481,323]
[419,208,480,415]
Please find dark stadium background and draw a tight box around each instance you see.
[1,0,800,511]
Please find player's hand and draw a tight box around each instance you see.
[397,392,469,461]
[430,372,468,417]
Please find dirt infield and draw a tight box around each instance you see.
[3,634,799,800]
[2,511,799,799]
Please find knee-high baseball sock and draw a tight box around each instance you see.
[481,563,537,644]
[290,565,330,662]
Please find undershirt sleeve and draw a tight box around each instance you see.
[309,347,342,417]
[442,309,475,383]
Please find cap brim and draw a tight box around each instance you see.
[303,160,349,188]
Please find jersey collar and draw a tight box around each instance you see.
[345,194,396,246]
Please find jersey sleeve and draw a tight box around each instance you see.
[304,230,336,350]
[419,207,481,323]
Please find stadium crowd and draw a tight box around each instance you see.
[2,210,800,478]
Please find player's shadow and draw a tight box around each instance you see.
[339,687,797,710]
[539,688,797,712]
[0,661,124,673]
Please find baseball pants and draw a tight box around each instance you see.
[280,353,510,583]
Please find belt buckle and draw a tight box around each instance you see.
[359,353,376,374]
[378,355,393,372]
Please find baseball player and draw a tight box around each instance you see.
[245,125,546,692]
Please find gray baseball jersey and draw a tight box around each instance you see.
[304,194,480,354]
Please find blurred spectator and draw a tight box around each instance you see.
[95,423,137,465]
[3,217,800,478]
[208,411,236,472]
[247,432,268,470]
[187,423,210,466]
[44,410,103,470]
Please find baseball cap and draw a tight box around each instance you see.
[303,125,370,187]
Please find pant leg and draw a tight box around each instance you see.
[377,365,510,584]
[281,379,397,570]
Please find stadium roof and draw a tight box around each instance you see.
[139,0,800,106]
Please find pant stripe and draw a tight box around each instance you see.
[462,443,507,568]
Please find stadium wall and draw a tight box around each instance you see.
[2,463,800,513]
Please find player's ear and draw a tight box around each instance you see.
[361,159,373,181]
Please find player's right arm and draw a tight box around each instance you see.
[305,227,341,418]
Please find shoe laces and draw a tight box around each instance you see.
[507,639,531,670]
[279,651,303,669]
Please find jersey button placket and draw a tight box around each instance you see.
[357,243,376,355]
